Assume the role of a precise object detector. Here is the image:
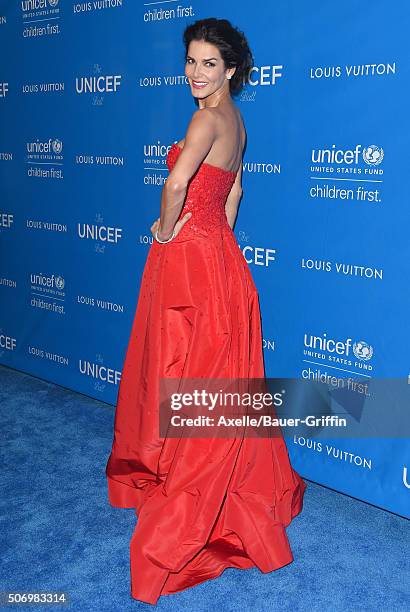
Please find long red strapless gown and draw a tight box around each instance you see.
[105,142,306,605]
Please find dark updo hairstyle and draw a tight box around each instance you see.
[182,17,254,96]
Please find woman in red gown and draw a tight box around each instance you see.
[105,17,306,605]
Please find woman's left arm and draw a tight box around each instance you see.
[154,108,217,241]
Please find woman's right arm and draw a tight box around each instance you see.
[225,163,243,229]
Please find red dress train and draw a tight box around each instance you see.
[105,142,306,604]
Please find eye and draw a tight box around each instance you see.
[185,58,215,67]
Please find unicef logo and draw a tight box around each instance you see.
[362,145,384,166]
[55,275,65,290]
[52,139,63,154]
[48,0,59,7]
[353,341,373,361]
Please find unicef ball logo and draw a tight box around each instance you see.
[353,341,373,361]
[362,145,384,166]
[55,275,65,290]
[52,139,63,154]
[48,0,59,7]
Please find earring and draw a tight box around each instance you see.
[226,75,232,80]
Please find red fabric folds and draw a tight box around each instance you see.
[105,143,306,604]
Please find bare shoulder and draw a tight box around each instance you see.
[191,107,219,128]
[197,105,245,143]
[183,107,218,145]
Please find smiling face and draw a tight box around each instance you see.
[184,39,235,101]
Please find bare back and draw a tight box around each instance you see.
[177,105,246,175]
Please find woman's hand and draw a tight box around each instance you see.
[150,212,192,241]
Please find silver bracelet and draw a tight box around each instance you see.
[155,228,175,243]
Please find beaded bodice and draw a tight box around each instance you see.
[165,142,237,241]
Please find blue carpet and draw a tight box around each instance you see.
[0,364,408,611]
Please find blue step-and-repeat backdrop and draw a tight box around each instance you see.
[0,1,409,518]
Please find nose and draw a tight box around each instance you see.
[192,64,203,79]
